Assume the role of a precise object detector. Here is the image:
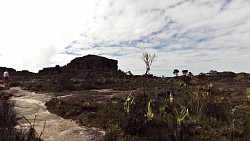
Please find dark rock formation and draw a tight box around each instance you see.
[65,55,118,71]
[38,55,118,75]
[0,67,16,74]
[206,70,219,77]
[39,65,62,75]
[218,71,236,77]
[206,71,237,77]
[15,70,35,76]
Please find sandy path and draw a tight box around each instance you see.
[9,87,105,141]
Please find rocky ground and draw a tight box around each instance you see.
[1,87,104,141]
[4,73,250,140]
[2,55,250,141]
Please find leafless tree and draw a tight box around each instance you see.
[141,52,156,114]
[141,52,156,76]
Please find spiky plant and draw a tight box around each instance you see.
[124,92,135,113]
[208,82,213,94]
[174,106,189,125]
[170,92,174,103]
[246,88,250,98]
[159,98,167,112]
[147,100,154,120]
[173,104,189,141]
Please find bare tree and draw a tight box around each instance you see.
[141,52,156,114]
[141,52,156,75]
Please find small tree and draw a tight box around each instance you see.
[182,70,188,76]
[173,69,179,76]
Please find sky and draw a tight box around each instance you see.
[0,0,250,76]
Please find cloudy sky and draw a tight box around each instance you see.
[0,0,249,76]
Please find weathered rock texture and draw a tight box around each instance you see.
[65,55,118,71]
[39,65,62,75]
[39,55,118,75]
[0,67,35,77]
[9,87,104,141]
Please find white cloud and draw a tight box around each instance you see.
[0,0,250,76]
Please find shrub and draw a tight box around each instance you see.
[0,100,18,141]
[235,74,245,82]
[103,125,119,141]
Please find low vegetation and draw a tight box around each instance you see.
[46,77,250,141]
[2,54,250,141]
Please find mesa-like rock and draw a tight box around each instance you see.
[38,55,118,75]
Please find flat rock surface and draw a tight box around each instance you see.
[9,87,105,141]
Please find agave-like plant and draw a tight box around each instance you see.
[147,99,154,120]
[174,106,189,125]
[124,92,135,113]
[159,98,167,112]
[173,104,189,141]
[246,88,250,98]
[170,92,174,103]
[208,82,213,88]
[208,82,213,94]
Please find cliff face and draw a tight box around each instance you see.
[39,55,118,75]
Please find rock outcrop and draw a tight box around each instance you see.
[39,65,62,75]
[218,71,236,77]
[39,55,118,75]
[65,55,118,71]
[15,70,35,76]
[0,67,16,74]
[206,71,237,77]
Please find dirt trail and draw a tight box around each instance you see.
[9,87,105,141]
